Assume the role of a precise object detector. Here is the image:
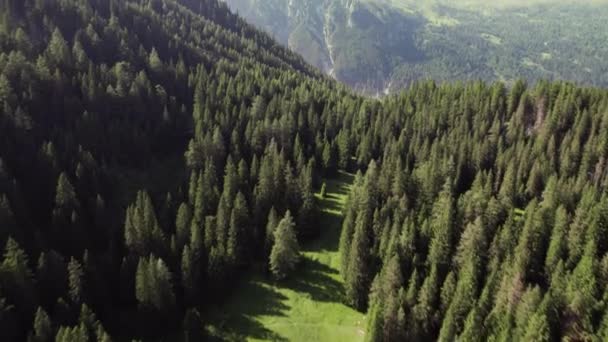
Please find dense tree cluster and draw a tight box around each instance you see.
[269,210,300,280]
[1,0,608,340]
[338,80,608,341]
[0,0,348,339]
[392,5,608,91]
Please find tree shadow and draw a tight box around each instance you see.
[208,172,355,340]
[319,193,344,214]
[309,172,354,253]
[280,257,345,304]
[208,281,290,341]
[209,315,288,342]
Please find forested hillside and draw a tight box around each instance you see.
[1,0,608,341]
[0,0,352,340]
[338,81,608,341]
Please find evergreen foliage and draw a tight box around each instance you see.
[269,210,300,280]
[0,0,607,340]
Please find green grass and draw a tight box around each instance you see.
[207,172,365,341]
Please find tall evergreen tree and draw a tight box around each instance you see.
[345,208,372,310]
[269,211,300,280]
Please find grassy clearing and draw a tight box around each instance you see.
[207,172,365,341]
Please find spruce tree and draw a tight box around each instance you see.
[46,28,71,67]
[135,255,175,314]
[67,258,84,305]
[269,211,300,280]
[228,192,249,265]
[175,202,192,251]
[53,173,79,218]
[124,191,165,256]
[32,307,52,342]
[345,209,372,310]
[0,238,35,319]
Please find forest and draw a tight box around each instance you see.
[0,0,607,341]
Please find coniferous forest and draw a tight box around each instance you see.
[0,0,608,341]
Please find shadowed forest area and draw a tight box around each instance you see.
[207,173,365,341]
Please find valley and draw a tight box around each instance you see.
[225,0,608,93]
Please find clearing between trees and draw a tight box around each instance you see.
[208,172,365,341]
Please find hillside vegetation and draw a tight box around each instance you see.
[338,80,608,341]
[208,174,365,341]
[0,0,608,341]
[0,0,349,339]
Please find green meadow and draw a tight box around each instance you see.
[208,172,365,341]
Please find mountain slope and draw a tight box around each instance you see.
[225,0,424,92]
[2,0,608,341]
[0,0,348,340]
[225,0,608,93]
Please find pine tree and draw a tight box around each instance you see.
[201,162,220,216]
[214,195,230,256]
[222,156,239,205]
[545,206,568,275]
[255,152,275,224]
[0,238,35,319]
[428,179,454,270]
[67,258,84,305]
[78,303,104,340]
[54,324,88,342]
[413,266,439,338]
[521,298,551,342]
[227,192,249,265]
[564,242,597,339]
[322,140,336,175]
[337,129,351,170]
[175,202,192,251]
[46,28,71,67]
[383,291,406,342]
[339,199,357,276]
[269,211,300,280]
[345,209,372,310]
[378,255,405,341]
[297,161,317,238]
[148,47,163,74]
[53,173,79,215]
[135,255,175,314]
[32,307,52,342]
[365,302,383,342]
[124,191,165,256]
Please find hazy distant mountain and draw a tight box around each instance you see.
[224,0,608,94]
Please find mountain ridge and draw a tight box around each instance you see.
[224,0,608,94]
